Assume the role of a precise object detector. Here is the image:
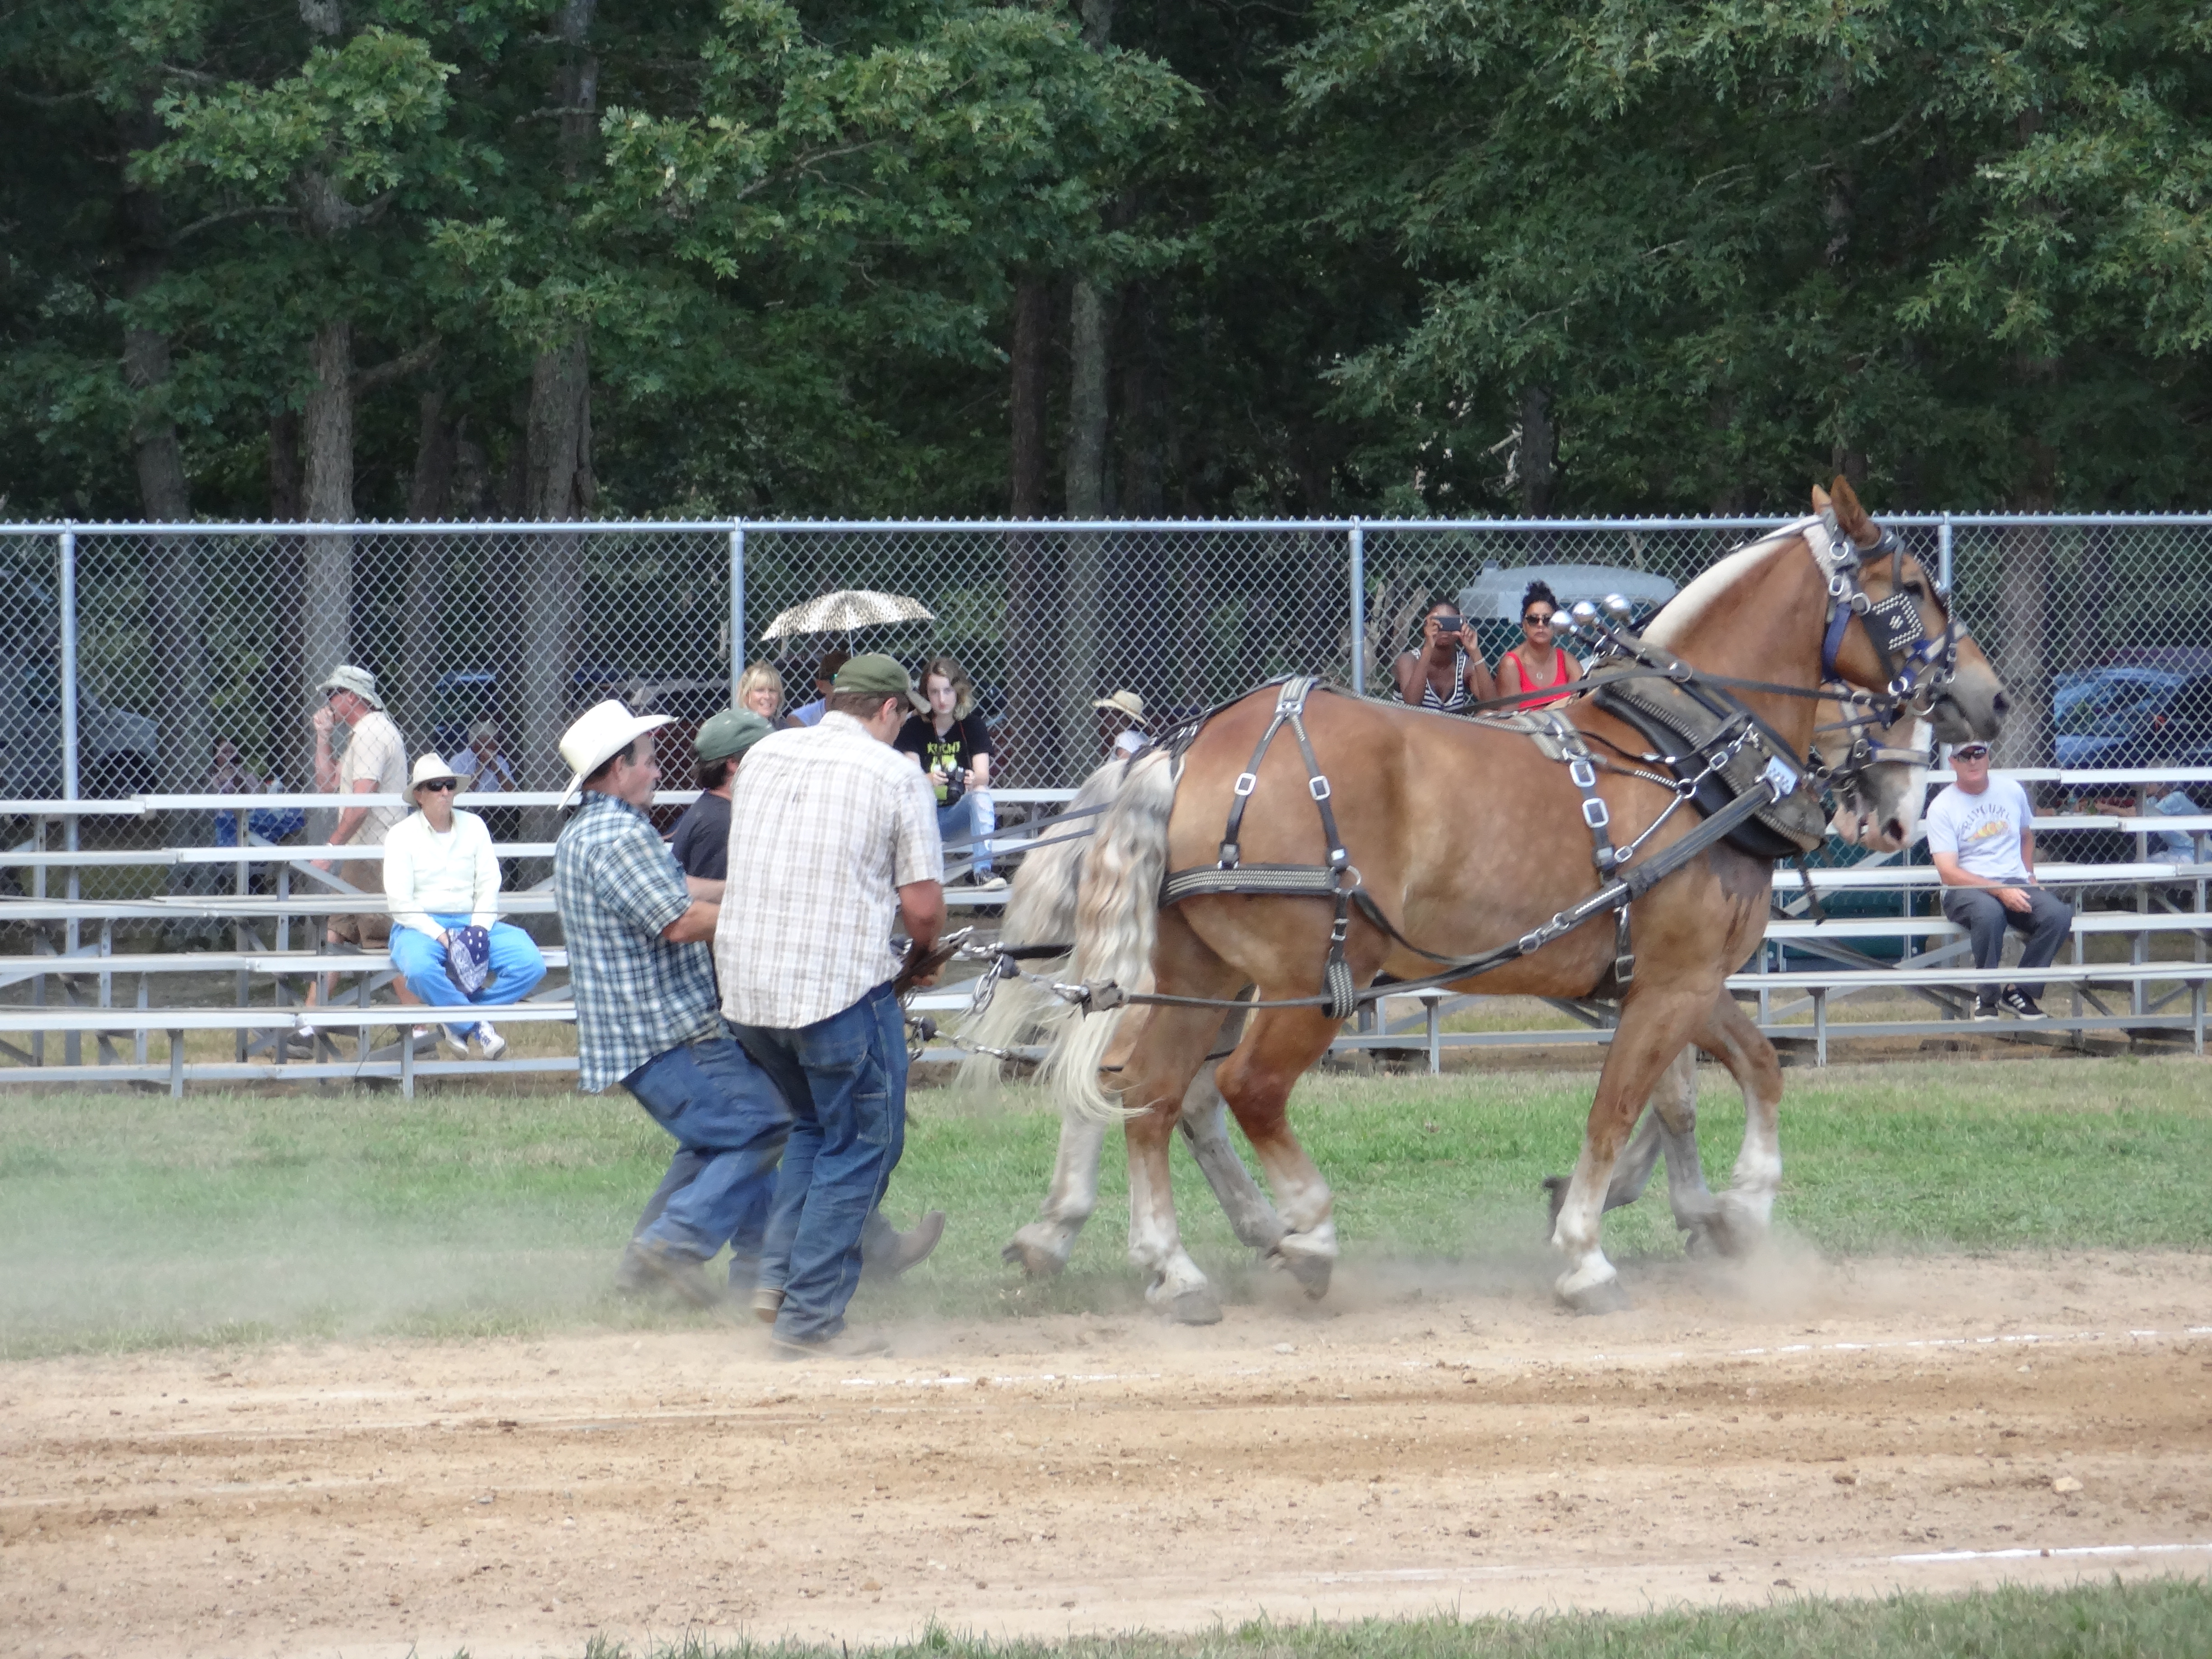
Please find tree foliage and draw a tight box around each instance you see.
[3,0,2208,521]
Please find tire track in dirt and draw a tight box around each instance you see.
[3,1251,2208,1658]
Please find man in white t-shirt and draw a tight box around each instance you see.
[1925,741,2071,1021]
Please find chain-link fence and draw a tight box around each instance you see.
[6,513,2212,829]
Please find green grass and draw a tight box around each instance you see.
[563,1579,2212,1659]
[0,1054,2207,1356]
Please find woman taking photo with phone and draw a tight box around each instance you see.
[1392,600,1495,712]
[1493,580,1582,709]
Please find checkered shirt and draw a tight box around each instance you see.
[554,791,720,1092]
[717,712,942,1029]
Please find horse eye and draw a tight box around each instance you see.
[1904,581,1926,599]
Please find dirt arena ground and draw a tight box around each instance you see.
[5,1249,2209,1659]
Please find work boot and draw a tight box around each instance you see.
[862,1210,946,1281]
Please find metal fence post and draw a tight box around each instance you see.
[57,527,81,1067]
[1938,512,1954,593]
[729,523,747,698]
[1348,520,1366,696]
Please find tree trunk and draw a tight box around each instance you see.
[520,334,591,808]
[300,319,355,844]
[393,390,455,746]
[119,106,208,803]
[1993,429,2059,773]
[1004,280,1059,785]
[1518,384,1555,516]
[1062,277,1111,764]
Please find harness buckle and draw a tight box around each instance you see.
[1828,573,1851,600]
[1308,774,1332,801]
[1233,771,1259,797]
[1567,758,1596,789]
[1218,842,1239,869]
[1581,797,1611,830]
[1517,928,1547,956]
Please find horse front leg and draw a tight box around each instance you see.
[1115,999,1240,1325]
[1685,990,1786,1257]
[1551,988,1712,1312]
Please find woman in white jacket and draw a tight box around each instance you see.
[385,753,547,1058]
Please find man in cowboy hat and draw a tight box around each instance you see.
[1092,688,1152,759]
[300,664,412,1045]
[383,753,547,1060]
[552,699,793,1307]
[619,704,945,1300]
[720,653,945,1358]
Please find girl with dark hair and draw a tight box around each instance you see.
[1392,599,1495,713]
[1493,579,1582,708]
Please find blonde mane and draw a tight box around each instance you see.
[1642,517,1818,651]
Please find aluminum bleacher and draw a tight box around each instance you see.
[4,775,2208,1092]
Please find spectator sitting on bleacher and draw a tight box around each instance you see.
[383,753,546,1059]
[2107,783,2202,865]
[1926,740,2071,1023]
[450,719,516,793]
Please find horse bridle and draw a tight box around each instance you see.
[1805,506,1965,717]
[1808,684,1935,810]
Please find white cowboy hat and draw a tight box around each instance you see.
[560,700,673,800]
[1091,689,1147,723]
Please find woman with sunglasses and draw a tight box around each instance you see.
[1493,580,1583,709]
[383,753,547,1059]
[1392,599,1496,713]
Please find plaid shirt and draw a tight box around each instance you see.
[554,791,720,1092]
[718,712,942,1029]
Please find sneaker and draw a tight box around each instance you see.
[862,1210,947,1282]
[750,1286,784,1325]
[438,1025,473,1061]
[619,1239,723,1310]
[474,1021,508,1060]
[1999,986,2047,1021]
[770,1326,891,1361]
[1970,997,2000,1022]
[972,872,1006,890]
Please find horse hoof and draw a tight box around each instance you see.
[1556,1276,1633,1316]
[1000,1233,1068,1279]
[1542,1174,1570,1233]
[1680,1224,1718,1260]
[1163,1287,1223,1326]
[1270,1246,1333,1301]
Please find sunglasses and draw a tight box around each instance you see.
[1953,746,1990,761]
[419,779,458,792]
[1523,611,1555,626]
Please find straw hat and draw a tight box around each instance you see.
[560,700,673,799]
[1091,689,1147,723]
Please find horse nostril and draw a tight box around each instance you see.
[1991,690,2010,717]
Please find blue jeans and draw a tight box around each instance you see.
[621,1032,793,1261]
[389,916,547,1031]
[632,1153,893,1286]
[732,981,909,1342]
[936,790,994,875]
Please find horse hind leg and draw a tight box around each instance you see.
[1542,1046,1709,1232]
[1178,1059,1289,1256]
[1003,1109,1110,1278]
[1214,1007,1345,1301]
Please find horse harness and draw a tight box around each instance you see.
[994,511,1960,1022]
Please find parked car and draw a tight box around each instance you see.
[2053,667,2212,771]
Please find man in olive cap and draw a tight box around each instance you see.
[668,708,774,891]
[719,653,945,1358]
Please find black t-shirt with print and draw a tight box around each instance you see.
[895,711,992,800]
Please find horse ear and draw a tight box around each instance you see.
[1810,483,1833,513]
[1828,474,1872,537]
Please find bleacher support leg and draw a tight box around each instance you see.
[168,1030,184,1098]
[1813,989,1828,1067]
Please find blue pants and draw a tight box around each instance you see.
[733,981,909,1343]
[389,917,547,1031]
[632,1153,897,1285]
[621,1032,793,1261]
[936,791,994,875]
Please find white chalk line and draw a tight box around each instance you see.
[1309,1540,2212,1587]
[839,1372,1162,1389]
[1584,1324,2212,1367]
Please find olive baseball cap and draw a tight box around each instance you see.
[832,653,916,702]
[695,708,774,766]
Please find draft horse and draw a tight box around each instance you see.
[1026,481,2005,1317]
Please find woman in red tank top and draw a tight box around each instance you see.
[1493,580,1583,709]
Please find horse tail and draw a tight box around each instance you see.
[953,758,1132,1094]
[1048,748,1177,1123]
